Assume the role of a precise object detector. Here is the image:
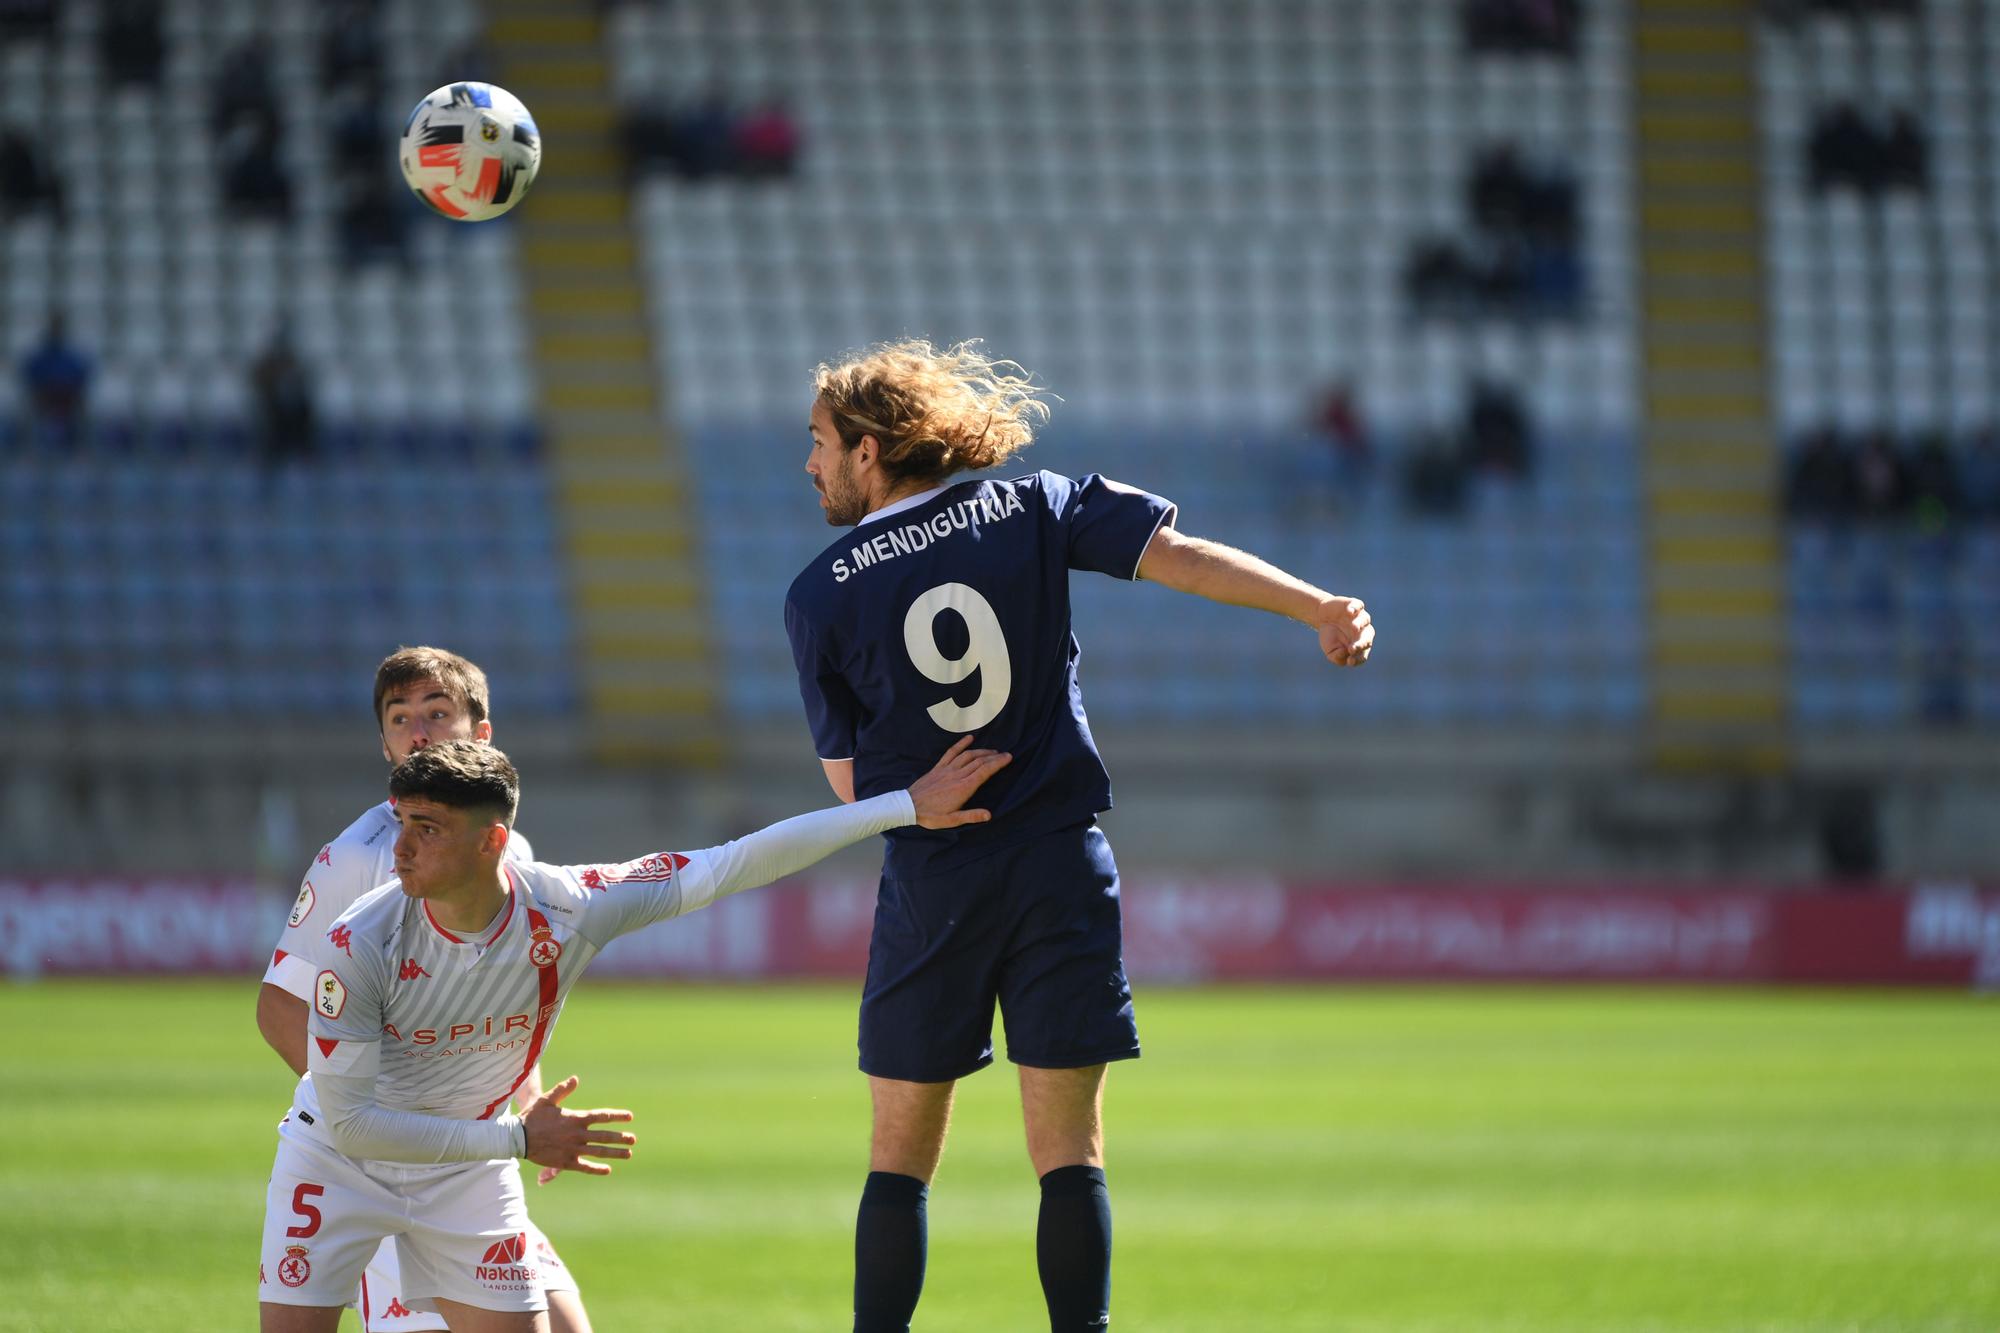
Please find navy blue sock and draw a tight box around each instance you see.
[1037,1164,1112,1330]
[854,1171,929,1333]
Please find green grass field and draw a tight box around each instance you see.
[2,981,1995,1332]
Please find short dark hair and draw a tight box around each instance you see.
[388,740,519,828]
[373,646,492,729]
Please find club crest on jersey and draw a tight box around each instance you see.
[278,1246,311,1287]
[529,927,562,969]
[579,851,689,891]
[288,881,316,928]
[315,970,348,1019]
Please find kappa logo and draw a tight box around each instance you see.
[528,927,562,969]
[580,852,690,891]
[315,970,348,1020]
[384,1297,414,1317]
[327,925,354,955]
[316,845,333,867]
[481,1233,528,1265]
[278,1245,311,1287]
[399,957,432,981]
[288,881,316,928]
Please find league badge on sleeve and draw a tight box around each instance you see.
[315,969,348,1020]
[288,881,316,928]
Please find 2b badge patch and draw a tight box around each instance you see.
[288,881,316,928]
[315,969,348,1020]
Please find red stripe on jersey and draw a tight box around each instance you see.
[481,880,516,947]
[473,156,501,202]
[480,903,560,1120]
[359,1272,369,1321]
[315,1037,340,1059]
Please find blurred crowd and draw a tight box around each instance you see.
[1787,426,2000,533]
[1808,104,1928,197]
[1406,145,1585,322]
[617,89,801,182]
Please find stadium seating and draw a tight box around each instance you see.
[0,0,572,716]
[1759,0,2000,724]
[611,0,1646,724]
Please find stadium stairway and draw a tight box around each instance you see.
[489,4,720,763]
[1634,0,1788,774]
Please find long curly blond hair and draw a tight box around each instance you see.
[812,339,1051,484]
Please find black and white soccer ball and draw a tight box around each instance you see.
[399,82,542,222]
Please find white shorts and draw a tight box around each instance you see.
[260,1117,577,1320]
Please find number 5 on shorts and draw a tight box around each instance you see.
[285,1182,325,1238]
[904,582,1011,731]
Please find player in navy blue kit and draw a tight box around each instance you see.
[785,339,1374,1332]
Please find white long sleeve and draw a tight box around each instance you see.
[309,1047,524,1165]
[675,790,916,916]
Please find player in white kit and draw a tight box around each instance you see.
[256,648,588,1332]
[259,735,1011,1332]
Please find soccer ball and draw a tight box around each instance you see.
[399,82,542,222]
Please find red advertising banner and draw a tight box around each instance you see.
[1,876,1995,987]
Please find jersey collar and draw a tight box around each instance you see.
[858,484,949,528]
[421,867,517,948]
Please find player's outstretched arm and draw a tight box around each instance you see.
[660,737,1012,918]
[519,1075,635,1177]
[1136,525,1374,667]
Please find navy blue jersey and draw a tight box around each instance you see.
[785,470,1177,876]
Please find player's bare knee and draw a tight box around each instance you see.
[544,1288,592,1333]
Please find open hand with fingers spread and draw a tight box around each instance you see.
[1316,596,1374,667]
[908,734,1013,829]
[520,1075,636,1177]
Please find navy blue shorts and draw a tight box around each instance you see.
[858,822,1141,1083]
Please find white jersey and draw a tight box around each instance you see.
[264,800,535,1004]
[292,791,916,1164]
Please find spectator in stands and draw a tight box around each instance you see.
[336,169,404,266]
[251,327,316,469]
[1786,425,1854,522]
[735,99,802,178]
[667,88,740,179]
[1960,427,2000,523]
[211,35,278,138]
[1905,432,1960,534]
[1809,103,1881,194]
[18,315,91,450]
[1405,238,1478,318]
[617,90,678,180]
[0,0,54,39]
[332,83,384,178]
[1882,110,1928,192]
[0,124,62,220]
[1402,427,1469,518]
[1464,0,1578,56]
[1850,429,1906,522]
[100,0,163,88]
[1464,379,1533,479]
[321,0,382,91]
[221,117,293,220]
[1306,379,1374,507]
